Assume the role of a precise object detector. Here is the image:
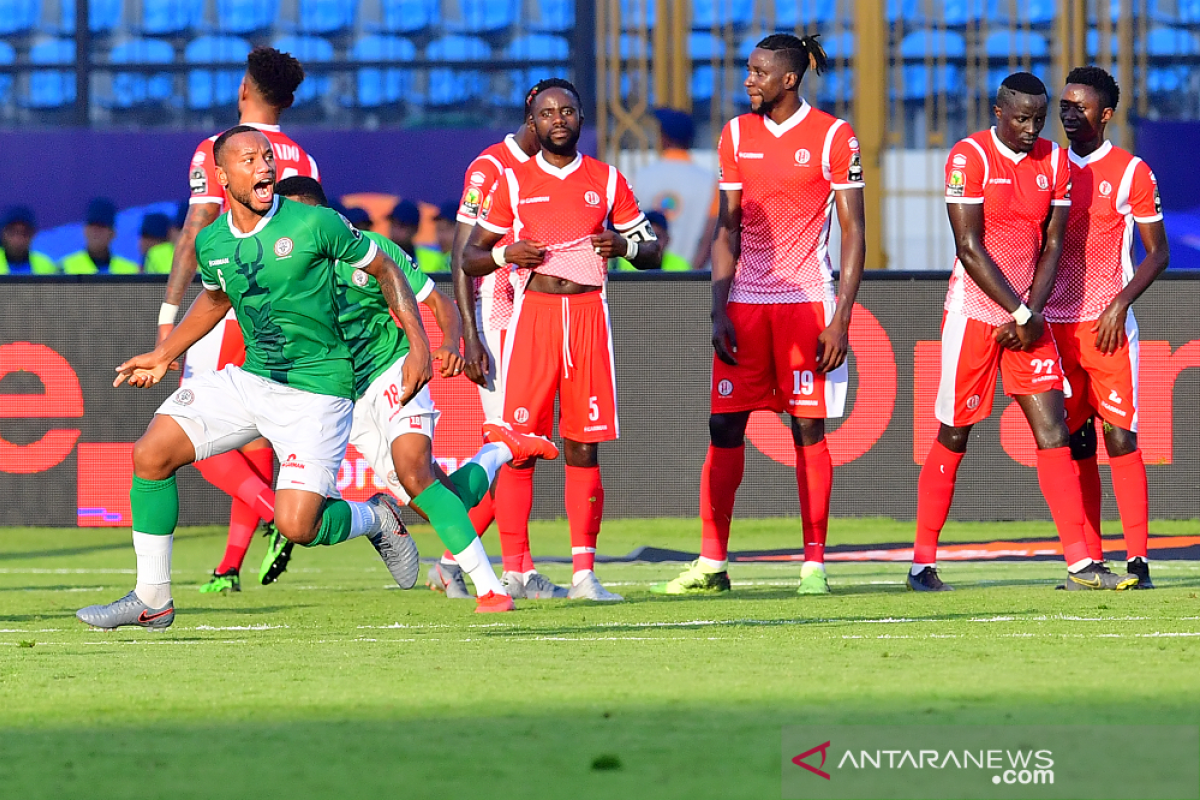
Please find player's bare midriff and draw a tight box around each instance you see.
[527,273,601,295]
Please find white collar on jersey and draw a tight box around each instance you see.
[227,195,280,238]
[504,133,532,163]
[989,127,1028,163]
[535,150,583,179]
[242,121,282,133]
[762,99,812,138]
[1068,139,1113,168]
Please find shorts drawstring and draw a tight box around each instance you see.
[561,296,575,379]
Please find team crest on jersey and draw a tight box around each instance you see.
[717,379,733,397]
[463,186,482,215]
[469,170,487,187]
[1099,180,1113,197]
[190,168,208,195]
[274,237,294,257]
[1036,174,1050,190]
[794,148,812,166]
[174,389,195,406]
[584,190,601,206]
[514,407,530,424]
[966,394,981,410]
[947,170,966,197]
[352,269,370,287]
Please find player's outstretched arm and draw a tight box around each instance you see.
[710,189,742,366]
[818,187,866,373]
[423,287,466,378]
[1093,219,1169,354]
[159,202,220,345]
[450,220,488,385]
[119,288,231,388]
[365,250,433,405]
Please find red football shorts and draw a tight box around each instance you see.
[710,300,847,418]
[1051,316,1139,433]
[935,310,1066,427]
[501,290,618,443]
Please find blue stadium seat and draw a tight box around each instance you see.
[1085,28,1119,58]
[986,0,1055,26]
[773,0,835,31]
[620,0,653,29]
[528,0,572,31]
[891,0,982,26]
[375,0,434,33]
[442,0,517,34]
[493,33,568,106]
[0,42,14,104]
[425,34,490,105]
[817,29,855,59]
[692,0,753,30]
[689,31,724,102]
[898,29,967,59]
[897,30,966,102]
[1148,0,1199,23]
[1146,24,1200,53]
[140,0,204,35]
[215,0,277,33]
[349,34,417,107]
[60,0,124,33]
[617,34,653,101]
[0,0,39,34]
[273,35,333,104]
[1088,0,1137,22]
[100,38,175,109]
[983,29,1050,59]
[23,38,75,108]
[296,0,357,34]
[186,35,251,109]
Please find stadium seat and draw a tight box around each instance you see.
[692,0,753,30]
[0,0,39,34]
[620,0,653,29]
[140,0,204,35]
[441,0,517,34]
[1088,0,1136,22]
[983,29,1050,59]
[527,0,572,32]
[425,34,490,105]
[1148,0,1200,23]
[375,0,434,33]
[1144,26,1200,97]
[99,38,176,109]
[185,35,251,110]
[816,29,854,60]
[23,38,75,109]
[349,34,418,108]
[985,0,1055,26]
[59,0,124,33]
[1085,28,1120,59]
[898,28,966,59]
[295,0,357,35]
[495,33,569,106]
[616,34,653,102]
[1145,24,1200,54]
[773,0,835,31]
[272,35,333,105]
[897,30,966,102]
[215,0,277,33]
[887,0,984,25]
[689,31,724,102]
[0,42,14,104]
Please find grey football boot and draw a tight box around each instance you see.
[77,590,175,630]
[426,562,474,599]
[567,572,624,602]
[366,493,420,589]
[502,570,569,599]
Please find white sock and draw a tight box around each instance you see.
[440,554,458,566]
[1068,558,1095,574]
[910,562,934,577]
[800,561,825,578]
[133,531,172,608]
[1129,556,1148,564]
[698,556,728,572]
[347,501,381,539]
[453,538,505,596]
[522,569,536,581]
[572,568,595,586]
[467,441,511,484]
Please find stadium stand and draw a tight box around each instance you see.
[897,29,965,101]
[98,37,176,109]
[425,34,490,105]
[272,34,333,105]
[59,0,125,33]
[185,35,251,110]
[986,0,1055,27]
[22,38,75,109]
[773,0,835,31]
[691,0,753,30]
[371,0,434,34]
[1146,25,1200,98]
[689,31,723,104]
[621,0,653,29]
[349,34,418,108]
[496,33,568,107]
[0,42,13,105]
[527,0,572,32]
[442,0,518,34]
[293,0,358,35]
[215,0,277,34]
[0,0,40,35]
[138,0,203,36]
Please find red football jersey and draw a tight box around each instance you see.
[188,123,320,211]
[456,134,532,331]
[1044,141,1162,323]
[943,129,1071,325]
[478,151,645,290]
[717,101,864,304]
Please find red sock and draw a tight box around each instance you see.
[1075,456,1104,561]
[700,444,744,563]
[914,441,964,564]
[217,499,259,574]
[495,465,534,574]
[565,465,604,573]
[1110,450,1149,560]
[795,439,833,564]
[1036,447,1091,567]
[194,450,274,522]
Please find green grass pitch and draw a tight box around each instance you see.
[2,518,1199,799]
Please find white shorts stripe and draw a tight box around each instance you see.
[822,298,848,419]
[935,312,968,426]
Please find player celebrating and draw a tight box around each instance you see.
[77,128,430,629]
[159,46,320,594]
[908,72,1136,592]
[1048,67,1168,589]
[436,89,545,599]
[277,176,558,612]
[651,34,865,597]
[463,78,662,602]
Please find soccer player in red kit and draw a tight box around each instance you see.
[651,33,865,597]
[909,72,1137,592]
[1049,66,1169,589]
[156,46,320,593]
[429,89,548,600]
[463,78,663,602]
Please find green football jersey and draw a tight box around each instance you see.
[196,197,376,398]
[336,231,434,399]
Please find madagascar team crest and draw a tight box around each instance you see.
[352,269,370,287]
[274,237,294,257]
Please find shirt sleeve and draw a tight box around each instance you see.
[189,139,224,206]
[313,206,377,268]
[457,156,503,224]
[477,172,515,235]
[717,120,740,191]
[610,169,646,231]
[195,231,222,290]
[377,234,434,301]
[1130,159,1164,223]
[945,141,985,205]
[827,121,865,190]
[1052,147,1071,207]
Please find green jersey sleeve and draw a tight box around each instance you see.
[365,231,434,302]
[195,224,223,291]
[309,205,378,269]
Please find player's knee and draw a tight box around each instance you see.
[709,413,749,448]
[131,436,177,480]
[1104,426,1138,458]
[1031,421,1070,451]
[936,424,971,454]
[790,417,825,447]
[563,440,598,468]
[275,512,318,545]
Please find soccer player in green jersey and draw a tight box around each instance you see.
[276,176,559,612]
[77,127,433,630]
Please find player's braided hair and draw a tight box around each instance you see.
[246,46,306,110]
[212,124,264,167]
[1065,65,1120,110]
[276,175,327,206]
[524,77,582,117]
[756,32,828,80]
[997,71,1047,105]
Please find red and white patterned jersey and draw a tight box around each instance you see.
[717,100,864,305]
[943,128,1071,325]
[1044,141,1163,323]
[456,134,531,331]
[478,151,645,290]
[189,122,320,211]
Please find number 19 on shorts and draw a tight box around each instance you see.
[793,370,815,395]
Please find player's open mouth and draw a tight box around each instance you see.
[253,180,273,202]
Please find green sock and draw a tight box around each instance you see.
[412,480,477,554]
[130,475,178,535]
[306,499,353,547]
[449,463,490,509]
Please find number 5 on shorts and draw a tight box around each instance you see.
[588,395,600,422]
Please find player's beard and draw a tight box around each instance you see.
[751,93,777,116]
[228,184,273,216]
[539,126,581,157]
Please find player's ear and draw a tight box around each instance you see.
[1100,106,1114,125]
[215,164,229,189]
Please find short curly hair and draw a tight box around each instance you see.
[1065,65,1120,110]
[246,46,306,110]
